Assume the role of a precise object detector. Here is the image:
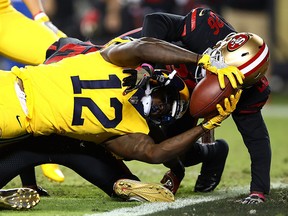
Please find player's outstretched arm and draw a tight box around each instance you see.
[23,0,67,38]
[100,37,201,68]
[103,125,205,164]
[103,89,241,164]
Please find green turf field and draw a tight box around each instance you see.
[1,93,288,216]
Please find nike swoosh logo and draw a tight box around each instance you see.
[16,115,22,127]
[199,9,206,16]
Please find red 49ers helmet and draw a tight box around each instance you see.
[210,32,270,88]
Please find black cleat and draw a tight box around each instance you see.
[35,186,50,197]
[24,185,50,197]
[194,139,229,192]
[0,188,40,210]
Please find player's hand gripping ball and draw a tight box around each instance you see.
[190,71,238,119]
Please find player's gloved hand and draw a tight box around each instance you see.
[201,89,242,130]
[238,192,265,204]
[34,12,67,38]
[197,54,211,69]
[198,54,244,89]
[160,170,183,195]
[122,63,154,95]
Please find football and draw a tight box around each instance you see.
[189,71,237,119]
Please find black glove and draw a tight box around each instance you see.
[238,192,265,204]
[122,63,153,95]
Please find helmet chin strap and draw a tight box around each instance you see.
[194,49,209,82]
[171,100,177,117]
[166,70,180,119]
[163,70,177,86]
[141,82,152,116]
[141,70,177,117]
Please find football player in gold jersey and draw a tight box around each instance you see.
[0,37,242,209]
[0,36,242,163]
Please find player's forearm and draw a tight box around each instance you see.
[149,125,206,164]
[103,125,206,164]
[103,37,201,67]
[136,37,201,65]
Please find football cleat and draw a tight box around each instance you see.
[35,186,50,197]
[194,139,229,192]
[41,164,65,182]
[113,179,175,202]
[25,185,50,197]
[238,192,265,204]
[0,188,40,210]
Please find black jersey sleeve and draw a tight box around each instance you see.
[141,12,185,42]
[181,8,235,53]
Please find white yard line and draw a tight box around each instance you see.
[86,183,288,216]
[85,103,288,216]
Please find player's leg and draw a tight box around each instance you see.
[0,5,59,65]
[161,138,229,193]
[150,113,191,194]
[157,111,229,193]
[0,140,124,197]
[51,139,174,202]
[0,135,173,202]
[0,142,43,210]
[193,139,229,192]
[19,168,50,196]
[232,81,271,202]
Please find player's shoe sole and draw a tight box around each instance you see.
[0,188,40,210]
[41,164,65,182]
[114,179,175,202]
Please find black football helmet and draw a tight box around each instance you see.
[141,69,190,125]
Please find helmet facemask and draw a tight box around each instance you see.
[141,70,190,125]
[195,32,270,88]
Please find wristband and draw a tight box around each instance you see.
[141,63,154,73]
[34,11,47,20]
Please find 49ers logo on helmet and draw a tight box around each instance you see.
[227,34,249,51]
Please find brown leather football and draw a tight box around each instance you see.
[189,71,237,119]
